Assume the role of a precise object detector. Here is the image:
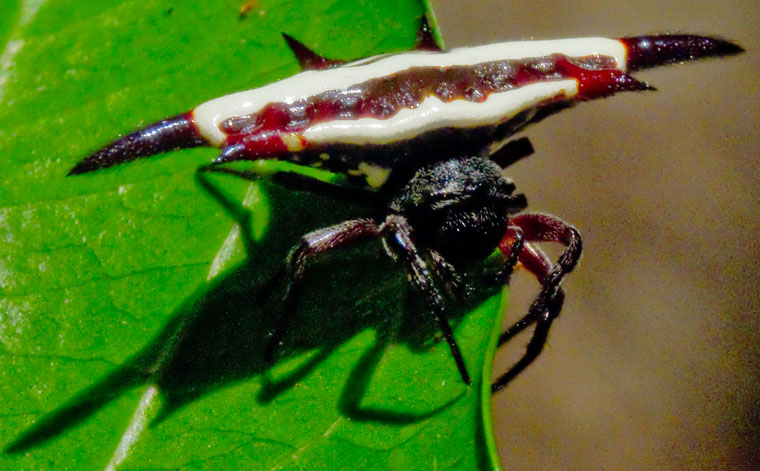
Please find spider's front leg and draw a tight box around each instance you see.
[265,218,381,361]
[381,214,472,385]
[266,213,473,387]
[492,213,582,392]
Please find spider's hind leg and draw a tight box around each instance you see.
[492,213,582,392]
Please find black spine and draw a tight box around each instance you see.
[621,35,744,71]
[68,112,207,175]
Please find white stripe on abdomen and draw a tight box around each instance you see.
[193,38,623,145]
[301,80,578,146]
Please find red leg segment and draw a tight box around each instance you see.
[492,213,581,392]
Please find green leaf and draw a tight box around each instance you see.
[0,1,505,469]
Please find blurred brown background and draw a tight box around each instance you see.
[430,1,759,469]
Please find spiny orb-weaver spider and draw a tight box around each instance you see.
[69,19,742,391]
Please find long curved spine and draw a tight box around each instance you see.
[68,34,742,177]
[68,112,208,175]
[621,34,743,71]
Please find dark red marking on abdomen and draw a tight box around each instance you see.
[218,53,644,162]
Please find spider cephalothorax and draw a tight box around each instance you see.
[389,156,526,263]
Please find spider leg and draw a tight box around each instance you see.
[493,225,525,286]
[491,242,566,390]
[492,213,582,392]
[265,218,381,361]
[428,248,470,302]
[489,137,535,169]
[498,242,565,346]
[382,215,471,385]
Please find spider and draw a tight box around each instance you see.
[68,18,742,391]
[204,135,578,391]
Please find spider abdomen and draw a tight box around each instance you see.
[69,33,741,186]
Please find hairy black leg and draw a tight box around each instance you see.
[496,241,556,347]
[428,248,469,301]
[490,242,565,392]
[382,215,471,385]
[497,215,581,347]
[492,244,566,390]
[492,213,582,392]
[489,137,535,169]
[265,218,381,361]
[490,300,557,392]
